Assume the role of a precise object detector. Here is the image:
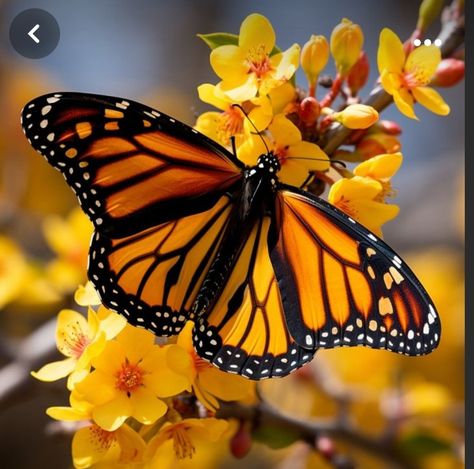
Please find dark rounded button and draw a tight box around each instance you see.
[9,9,60,59]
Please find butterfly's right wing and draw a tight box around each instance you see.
[22,92,243,238]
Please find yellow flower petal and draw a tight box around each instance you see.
[199,368,253,402]
[405,45,441,85]
[91,340,126,375]
[412,86,450,115]
[271,43,301,81]
[76,369,119,406]
[269,115,301,147]
[187,418,228,442]
[142,346,191,396]
[237,134,270,166]
[98,310,127,340]
[349,198,399,235]
[116,325,155,363]
[286,141,330,171]
[377,28,405,74]
[47,405,88,421]
[74,282,101,307]
[278,160,311,187]
[129,387,167,425]
[269,82,297,114]
[194,112,224,144]
[393,88,418,120]
[218,73,259,102]
[210,45,247,81]
[115,425,146,464]
[72,425,113,469]
[354,152,403,180]
[239,13,275,55]
[92,393,132,431]
[247,96,273,132]
[31,357,76,382]
[67,368,91,390]
[197,83,231,110]
[329,177,382,204]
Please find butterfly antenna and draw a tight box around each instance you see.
[232,104,270,154]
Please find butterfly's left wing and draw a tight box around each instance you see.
[270,186,441,355]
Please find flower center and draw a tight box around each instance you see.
[115,360,144,393]
[403,66,431,88]
[247,44,273,78]
[172,424,196,460]
[374,181,396,202]
[59,322,90,359]
[90,424,116,451]
[275,145,289,164]
[335,196,358,219]
[221,106,244,139]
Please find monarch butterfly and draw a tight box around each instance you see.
[22,92,440,380]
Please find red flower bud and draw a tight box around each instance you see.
[377,120,402,135]
[299,96,321,126]
[431,58,465,87]
[316,436,335,458]
[347,51,370,95]
[230,422,252,459]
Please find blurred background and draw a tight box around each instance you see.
[0,1,464,468]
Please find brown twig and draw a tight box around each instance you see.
[217,399,415,469]
[322,0,465,156]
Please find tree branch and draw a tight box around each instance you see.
[322,0,465,156]
[217,399,415,469]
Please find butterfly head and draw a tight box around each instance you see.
[256,152,281,174]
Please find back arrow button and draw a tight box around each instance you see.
[28,24,40,43]
[9,9,60,59]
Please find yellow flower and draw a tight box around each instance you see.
[43,208,93,293]
[32,307,126,389]
[328,176,399,237]
[332,104,379,129]
[175,322,254,411]
[353,152,403,201]
[0,236,28,308]
[146,418,228,462]
[300,35,329,89]
[73,423,145,469]
[377,28,450,119]
[330,18,364,76]
[210,14,300,101]
[75,325,190,431]
[238,114,329,187]
[195,83,273,148]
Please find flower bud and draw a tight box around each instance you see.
[333,104,378,129]
[377,120,402,135]
[230,423,252,459]
[330,18,364,76]
[301,35,329,88]
[357,133,401,159]
[431,58,465,87]
[347,51,369,95]
[299,96,321,126]
[417,0,444,32]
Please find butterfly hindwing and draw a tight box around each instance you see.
[89,194,234,335]
[271,187,441,356]
[194,216,315,380]
[21,92,242,238]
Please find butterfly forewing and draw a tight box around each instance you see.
[21,92,242,238]
[271,187,441,355]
